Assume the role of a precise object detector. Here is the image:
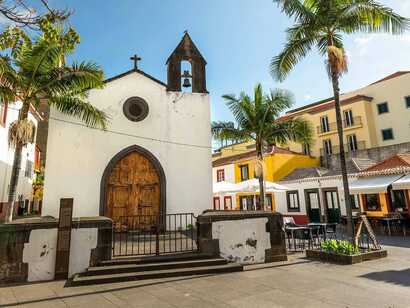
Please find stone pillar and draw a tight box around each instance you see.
[197,211,287,264]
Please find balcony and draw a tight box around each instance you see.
[317,116,362,135]
[320,140,366,157]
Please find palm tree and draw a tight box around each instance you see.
[271,0,409,240]
[0,23,108,221]
[212,84,313,209]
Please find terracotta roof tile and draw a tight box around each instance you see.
[282,71,410,118]
[370,71,410,85]
[280,95,372,120]
[364,153,410,172]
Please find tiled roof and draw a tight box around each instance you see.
[283,71,410,117]
[370,71,410,85]
[281,158,364,182]
[282,95,372,120]
[104,68,167,87]
[280,167,328,181]
[351,157,378,171]
[363,153,410,172]
[212,146,303,167]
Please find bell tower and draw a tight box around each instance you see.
[167,31,207,93]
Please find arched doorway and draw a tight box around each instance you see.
[100,145,166,223]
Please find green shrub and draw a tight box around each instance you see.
[320,239,359,256]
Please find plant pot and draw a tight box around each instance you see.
[306,249,388,265]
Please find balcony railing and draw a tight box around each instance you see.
[317,116,362,134]
[320,140,366,157]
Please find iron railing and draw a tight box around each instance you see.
[112,213,197,257]
[317,116,362,134]
[320,141,366,156]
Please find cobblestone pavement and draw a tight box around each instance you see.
[1,236,409,308]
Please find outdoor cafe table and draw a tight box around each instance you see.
[285,225,318,251]
[308,222,338,240]
[377,217,406,236]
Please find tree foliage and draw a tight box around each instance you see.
[212,84,313,208]
[271,0,410,81]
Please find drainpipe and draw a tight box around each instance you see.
[317,179,325,223]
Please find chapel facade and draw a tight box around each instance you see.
[42,32,212,220]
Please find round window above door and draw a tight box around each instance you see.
[123,97,149,122]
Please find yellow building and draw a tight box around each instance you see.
[212,144,319,211]
[350,153,410,218]
[282,71,410,158]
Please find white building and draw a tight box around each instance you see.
[0,102,41,203]
[43,32,212,219]
[276,158,375,224]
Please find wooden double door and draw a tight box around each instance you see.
[105,152,161,223]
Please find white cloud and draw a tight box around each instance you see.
[304,94,312,101]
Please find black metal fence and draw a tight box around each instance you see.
[285,224,376,253]
[112,213,197,257]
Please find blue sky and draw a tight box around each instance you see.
[32,1,410,122]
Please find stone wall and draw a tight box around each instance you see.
[0,216,112,284]
[322,141,410,169]
[197,211,287,264]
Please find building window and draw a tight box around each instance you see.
[213,197,221,210]
[381,128,394,141]
[0,101,7,127]
[265,194,273,211]
[323,139,332,156]
[377,102,389,114]
[216,169,225,182]
[239,195,254,211]
[123,97,149,122]
[224,196,232,210]
[302,143,310,156]
[25,160,33,178]
[350,195,360,210]
[320,116,330,133]
[347,134,358,152]
[363,194,381,211]
[286,191,300,212]
[34,146,41,172]
[240,164,249,181]
[405,96,410,108]
[344,109,354,127]
[391,190,407,211]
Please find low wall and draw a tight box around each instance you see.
[197,211,287,264]
[0,216,112,284]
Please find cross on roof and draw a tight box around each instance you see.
[130,54,142,70]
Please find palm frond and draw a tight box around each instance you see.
[36,61,104,96]
[270,31,318,81]
[49,95,109,130]
[211,121,249,143]
[339,0,410,34]
[266,117,313,147]
[273,0,315,22]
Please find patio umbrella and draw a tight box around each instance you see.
[236,178,288,192]
[213,181,239,194]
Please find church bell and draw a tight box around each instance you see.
[182,70,192,88]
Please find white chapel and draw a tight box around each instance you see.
[42,32,212,219]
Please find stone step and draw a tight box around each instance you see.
[71,263,243,286]
[82,258,228,276]
[99,252,215,266]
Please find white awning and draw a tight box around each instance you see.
[349,175,404,194]
[213,181,238,194]
[236,179,289,192]
[392,174,410,190]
